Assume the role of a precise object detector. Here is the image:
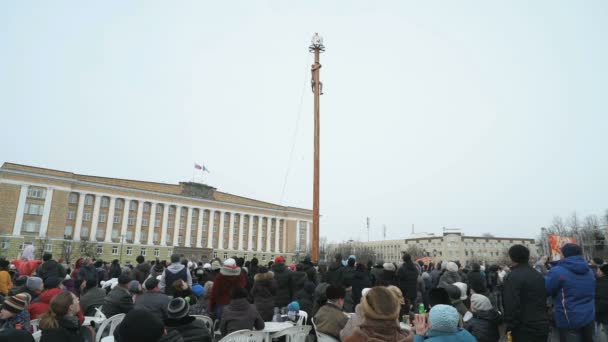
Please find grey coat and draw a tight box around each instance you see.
[219,298,265,336]
[134,291,171,322]
[80,287,106,316]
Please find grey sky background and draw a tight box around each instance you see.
[2,1,607,242]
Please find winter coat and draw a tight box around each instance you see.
[29,288,63,319]
[439,270,461,285]
[160,263,193,295]
[422,272,432,290]
[134,291,171,322]
[377,270,397,286]
[166,316,212,342]
[79,287,105,317]
[101,286,133,318]
[271,262,292,308]
[413,328,476,342]
[325,262,344,287]
[467,270,487,294]
[596,276,608,324]
[0,310,30,331]
[133,262,151,284]
[251,272,276,322]
[290,271,308,297]
[430,269,442,288]
[313,302,348,340]
[502,263,549,336]
[370,265,383,286]
[343,318,412,342]
[465,309,502,342]
[294,282,316,318]
[0,270,13,296]
[351,269,372,306]
[298,261,317,284]
[219,298,264,336]
[545,255,595,329]
[36,260,66,281]
[398,262,419,303]
[40,315,93,342]
[342,266,356,288]
[209,272,246,311]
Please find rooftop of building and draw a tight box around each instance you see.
[1,162,311,215]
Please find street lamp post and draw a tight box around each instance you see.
[119,234,126,264]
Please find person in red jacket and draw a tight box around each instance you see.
[209,258,246,319]
[28,276,64,320]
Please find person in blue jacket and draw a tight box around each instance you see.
[545,243,595,342]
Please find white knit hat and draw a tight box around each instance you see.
[471,293,492,312]
[453,282,468,300]
[446,261,458,272]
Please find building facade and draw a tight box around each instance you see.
[353,230,537,265]
[0,163,312,264]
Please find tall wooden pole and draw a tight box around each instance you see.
[309,33,324,263]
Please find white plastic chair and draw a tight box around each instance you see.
[311,318,339,342]
[30,318,40,332]
[192,315,214,332]
[217,329,266,342]
[296,310,308,326]
[32,330,42,342]
[270,325,311,342]
[95,313,125,342]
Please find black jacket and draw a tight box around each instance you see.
[166,316,212,342]
[271,263,292,308]
[101,286,133,318]
[295,282,315,319]
[40,316,93,342]
[465,309,502,342]
[133,262,151,284]
[377,270,397,286]
[80,287,106,317]
[134,291,171,322]
[251,273,276,322]
[219,298,264,336]
[298,262,317,284]
[341,266,355,288]
[325,262,344,287]
[351,269,372,306]
[290,271,308,297]
[596,275,608,324]
[502,264,549,336]
[37,260,66,281]
[397,263,418,302]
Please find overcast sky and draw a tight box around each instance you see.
[2,1,607,242]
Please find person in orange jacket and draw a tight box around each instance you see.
[12,245,42,277]
[0,258,14,296]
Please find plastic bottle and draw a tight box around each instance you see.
[418,303,426,314]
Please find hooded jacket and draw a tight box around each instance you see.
[251,271,276,321]
[271,262,292,307]
[545,255,595,329]
[29,288,63,319]
[351,268,372,306]
[397,262,419,302]
[464,309,502,342]
[295,281,316,318]
[160,263,193,294]
[219,298,264,336]
[209,272,247,311]
[413,328,476,342]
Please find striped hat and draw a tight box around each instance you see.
[2,293,31,314]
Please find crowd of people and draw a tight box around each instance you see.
[0,242,605,342]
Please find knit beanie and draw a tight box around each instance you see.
[2,293,31,314]
[360,286,400,321]
[561,243,582,258]
[429,304,459,333]
[446,262,458,272]
[287,301,300,312]
[383,263,396,272]
[26,277,43,291]
[167,297,190,319]
[117,309,164,342]
[44,276,62,290]
[220,258,241,276]
[471,294,492,312]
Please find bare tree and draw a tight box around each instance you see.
[403,245,425,259]
[35,237,50,259]
[550,216,567,235]
[325,241,377,264]
[60,240,74,264]
[78,238,97,259]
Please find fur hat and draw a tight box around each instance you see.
[446,261,458,272]
[471,293,492,312]
[429,304,459,333]
[453,282,468,301]
[383,262,396,272]
[386,285,405,305]
[254,267,274,282]
[360,287,400,321]
[220,258,241,276]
